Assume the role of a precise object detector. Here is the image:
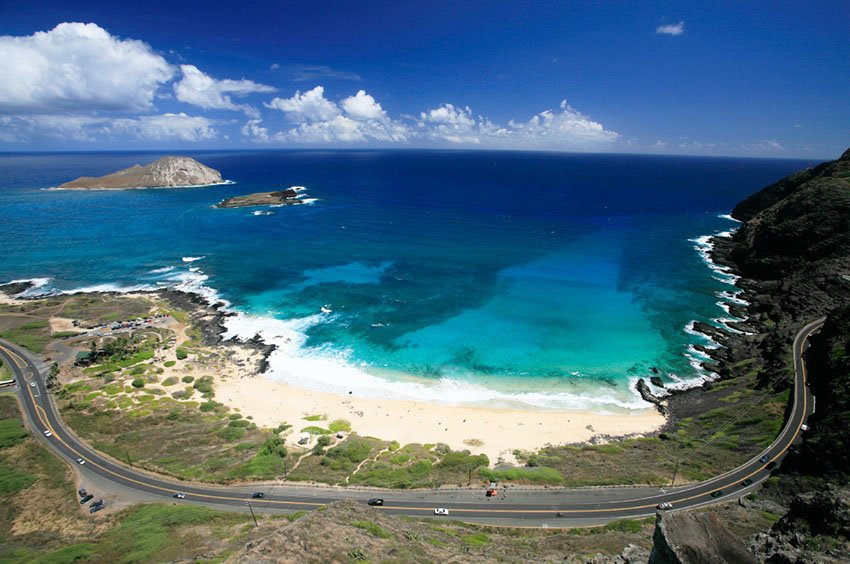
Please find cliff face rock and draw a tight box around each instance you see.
[59,156,223,189]
[748,486,850,563]
[648,511,756,564]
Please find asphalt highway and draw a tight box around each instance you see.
[0,317,822,527]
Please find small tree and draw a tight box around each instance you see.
[131,378,145,389]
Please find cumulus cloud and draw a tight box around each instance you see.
[173,64,274,117]
[265,86,341,123]
[418,100,617,147]
[264,86,409,143]
[342,90,386,120]
[0,22,173,113]
[656,21,685,36]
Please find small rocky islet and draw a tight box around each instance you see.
[215,188,305,209]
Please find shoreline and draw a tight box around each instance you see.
[44,179,236,191]
[1,280,667,462]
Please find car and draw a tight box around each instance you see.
[173,493,186,499]
[29,382,36,387]
[78,488,87,497]
[758,454,770,464]
[741,478,754,487]
[251,492,265,499]
[367,498,384,506]
[801,424,809,432]
[43,429,52,437]
[556,511,565,517]
[90,499,103,508]
[80,494,94,504]
[434,508,449,516]
[656,502,673,510]
[710,490,723,498]
[76,458,86,465]
[90,504,104,514]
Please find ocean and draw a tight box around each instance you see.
[0,150,817,410]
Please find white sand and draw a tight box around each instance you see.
[214,371,664,464]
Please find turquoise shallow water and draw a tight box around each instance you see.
[0,150,817,409]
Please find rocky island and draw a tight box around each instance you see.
[59,156,224,190]
[216,188,304,208]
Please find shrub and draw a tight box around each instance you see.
[164,360,176,367]
[175,347,188,360]
[131,378,145,389]
[161,376,178,387]
[328,419,351,433]
[181,375,194,383]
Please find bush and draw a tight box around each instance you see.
[131,378,145,389]
[164,360,176,367]
[161,376,178,387]
[181,375,194,383]
[328,419,351,433]
[175,347,188,360]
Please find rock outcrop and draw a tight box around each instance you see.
[216,189,303,208]
[59,156,223,189]
[649,511,756,564]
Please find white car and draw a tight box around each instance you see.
[801,424,810,431]
[76,458,86,465]
[434,508,449,516]
[43,429,52,437]
[656,502,673,510]
[173,493,186,499]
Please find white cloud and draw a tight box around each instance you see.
[656,21,685,36]
[743,139,784,152]
[265,86,408,143]
[0,22,173,113]
[265,86,341,123]
[507,101,620,146]
[109,113,218,141]
[241,118,271,142]
[418,100,617,148]
[173,64,274,117]
[342,90,386,120]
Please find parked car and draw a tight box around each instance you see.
[434,508,449,516]
[78,488,87,497]
[251,492,265,499]
[173,493,186,499]
[90,499,103,508]
[710,490,723,498]
[656,502,673,510]
[80,494,94,504]
[367,498,384,506]
[801,424,809,432]
[90,504,104,514]
[741,478,754,487]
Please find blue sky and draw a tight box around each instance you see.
[0,0,847,157]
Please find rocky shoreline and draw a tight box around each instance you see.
[216,188,305,208]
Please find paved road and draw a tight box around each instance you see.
[0,318,822,527]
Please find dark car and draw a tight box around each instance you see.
[367,498,384,506]
[251,492,265,499]
[80,494,94,504]
[758,454,770,464]
[741,478,754,487]
[710,490,723,498]
[90,504,104,514]
[90,499,103,508]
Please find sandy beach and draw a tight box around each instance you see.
[214,370,665,464]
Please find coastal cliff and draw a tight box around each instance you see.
[59,156,223,189]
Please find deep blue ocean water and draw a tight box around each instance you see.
[0,150,817,409]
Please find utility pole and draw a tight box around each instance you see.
[670,459,679,487]
[247,502,259,529]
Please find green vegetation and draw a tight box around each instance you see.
[328,419,351,433]
[175,347,188,360]
[352,519,393,539]
[131,378,145,389]
[0,320,50,352]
